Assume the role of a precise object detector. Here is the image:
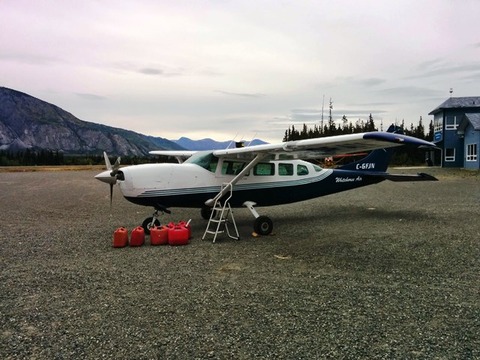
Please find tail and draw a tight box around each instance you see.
[338,125,403,172]
[337,148,393,172]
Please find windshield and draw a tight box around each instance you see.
[184,151,218,172]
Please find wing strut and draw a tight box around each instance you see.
[205,153,267,207]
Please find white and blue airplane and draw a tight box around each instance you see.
[95,126,437,237]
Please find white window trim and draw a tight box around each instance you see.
[466,143,478,162]
[445,116,458,130]
[445,148,455,162]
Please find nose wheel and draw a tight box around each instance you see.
[142,207,171,234]
[142,216,160,235]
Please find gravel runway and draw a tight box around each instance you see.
[1,167,479,359]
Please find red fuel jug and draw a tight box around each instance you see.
[150,225,169,246]
[168,225,189,246]
[113,227,128,248]
[177,220,192,239]
[130,226,145,247]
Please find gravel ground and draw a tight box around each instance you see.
[1,167,479,359]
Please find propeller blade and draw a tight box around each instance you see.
[110,156,121,176]
[95,152,120,207]
[110,183,114,208]
[103,151,112,171]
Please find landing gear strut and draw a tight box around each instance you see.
[142,207,171,234]
[243,201,273,236]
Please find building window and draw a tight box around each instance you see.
[445,148,455,162]
[445,116,458,130]
[466,144,478,161]
[434,116,443,132]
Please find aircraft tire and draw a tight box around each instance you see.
[201,207,217,220]
[254,216,273,236]
[142,217,160,235]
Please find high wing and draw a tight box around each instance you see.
[149,150,197,163]
[211,131,436,160]
[150,132,436,162]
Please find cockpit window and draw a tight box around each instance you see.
[297,164,309,176]
[312,164,323,172]
[184,151,218,172]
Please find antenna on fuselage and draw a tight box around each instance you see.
[245,132,258,147]
[226,134,239,149]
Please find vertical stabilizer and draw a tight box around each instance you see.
[337,148,394,172]
[338,125,404,172]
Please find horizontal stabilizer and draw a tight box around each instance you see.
[384,172,438,182]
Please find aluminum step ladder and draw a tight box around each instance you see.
[202,183,239,243]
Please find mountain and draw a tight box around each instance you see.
[0,87,184,156]
[172,137,268,150]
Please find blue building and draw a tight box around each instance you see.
[429,97,480,169]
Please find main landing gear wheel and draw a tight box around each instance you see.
[201,206,217,220]
[253,216,273,236]
[142,217,160,235]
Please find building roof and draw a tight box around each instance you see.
[429,96,480,115]
[458,113,480,132]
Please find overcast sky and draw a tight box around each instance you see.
[1,0,479,143]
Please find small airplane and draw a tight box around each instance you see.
[95,125,437,239]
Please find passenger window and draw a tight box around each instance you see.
[254,163,275,176]
[221,161,246,175]
[278,163,293,176]
[297,164,309,176]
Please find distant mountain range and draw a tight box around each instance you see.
[171,137,267,150]
[0,87,267,156]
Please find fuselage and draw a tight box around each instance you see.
[114,153,385,209]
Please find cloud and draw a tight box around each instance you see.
[410,61,480,79]
[1,0,478,143]
[215,90,266,98]
[355,78,386,87]
[75,93,107,101]
[139,68,164,75]
[375,86,443,98]
[138,67,184,76]
[0,52,63,66]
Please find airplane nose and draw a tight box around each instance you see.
[95,170,117,185]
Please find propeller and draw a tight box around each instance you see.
[95,152,121,207]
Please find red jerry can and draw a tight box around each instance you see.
[168,226,189,246]
[177,220,192,239]
[129,226,145,247]
[113,227,128,248]
[150,225,169,246]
